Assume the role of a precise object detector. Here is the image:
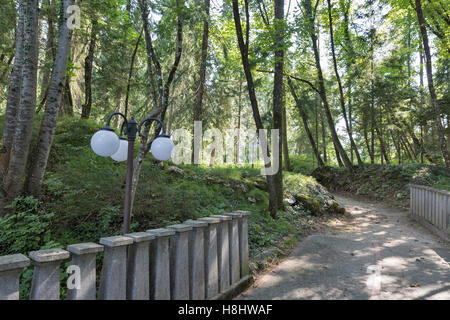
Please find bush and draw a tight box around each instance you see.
[0,196,57,255]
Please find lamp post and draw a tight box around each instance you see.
[90,112,174,234]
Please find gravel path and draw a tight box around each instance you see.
[238,193,450,300]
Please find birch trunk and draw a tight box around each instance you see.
[130,0,184,214]
[0,1,24,183]
[1,0,40,211]
[26,0,74,196]
[38,0,56,109]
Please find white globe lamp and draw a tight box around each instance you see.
[151,135,174,161]
[111,138,129,162]
[90,129,120,157]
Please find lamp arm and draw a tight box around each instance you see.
[137,117,167,138]
[119,120,127,138]
[105,112,128,129]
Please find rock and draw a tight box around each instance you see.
[284,196,297,206]
[336,206,346,215]
[253,179,267,190]
[394,192,405,199]
[168,166,185,175]
[294,193,321,216]
[248,197,257,203]
[235,183,248,193]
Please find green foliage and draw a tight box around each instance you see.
[0,196,57,255]
[313,164,450,208]
[289,155,317,175]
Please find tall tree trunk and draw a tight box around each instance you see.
[38,0,55,110]
[375,124,390,164]
[334,141,344,167]
[326,0,362,166]
[288,78,324,167]
[235,77,243,163]
[304,0,353,172]
[192,0,210,163]
[370,110,375,164]
[167,89,176,135]
[0,1,24,184]
[414,0,450,173]
[273,0,284,209]
[81,19,98,119]
[1,0,40,211]
[321,105,327,163]
[232,0,280,217]
[420,124,424,163]
[131,0,184,214]
[370,30,376,164]
[391,132,401,164]
[400,135,414,161]
[61,76,74,115]
[282,97,290,171]
[125,28,143,118]
[363,123,372,163]
[314,93,319,165]
[348,89,358,163]
[26,0,74,196]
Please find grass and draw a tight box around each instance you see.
[311,163,450,208]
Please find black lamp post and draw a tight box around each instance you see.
[90,112,174,234]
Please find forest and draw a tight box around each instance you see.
[0,0,449,263]
[0,0,449,302]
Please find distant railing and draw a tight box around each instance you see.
[0,211,252,300]
[410,185,449,241]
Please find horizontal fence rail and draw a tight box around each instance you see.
[0,211,251,300]
[410,184,449,240]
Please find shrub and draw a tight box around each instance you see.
[0,196,56,255]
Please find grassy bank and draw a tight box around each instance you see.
[311,164,450,209]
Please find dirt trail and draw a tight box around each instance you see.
[238,193,450,300]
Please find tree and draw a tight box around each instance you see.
[301,0,353,172]
[1,0,40,212]
[81,17,98,119]
[272,0,285,208]
[288,77,324,166]
[37,0,56,110]
[131,0,184,209]
[0,0,24,182]
[26,0,75,196]
[192,0,210,163]
[413,0,450,173]
[326,0,362,165]
[232,0,282,217]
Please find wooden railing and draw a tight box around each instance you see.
[410,184,449,240]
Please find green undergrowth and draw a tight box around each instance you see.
[312,164,450,209]
[0,116,343,298]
